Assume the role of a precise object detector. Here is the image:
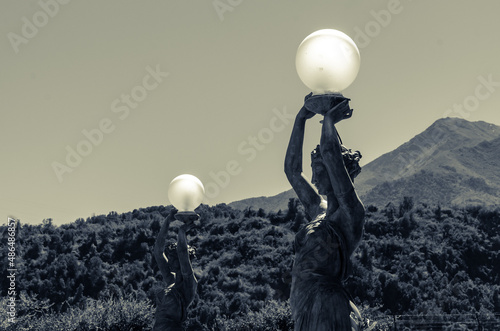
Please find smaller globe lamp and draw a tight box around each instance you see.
[168,174,205,222]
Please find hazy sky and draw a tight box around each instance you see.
[2,1,500,225]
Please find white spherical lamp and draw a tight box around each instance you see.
[296,29,360,94]
[168,174,205,212]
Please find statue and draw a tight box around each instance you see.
[153,209,198,331]
[284,93,365,330]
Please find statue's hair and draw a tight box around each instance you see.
[166,242,197,260]
[311,144,362,181]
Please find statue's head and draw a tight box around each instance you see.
[310,144,362,195]
[165,242,197,274]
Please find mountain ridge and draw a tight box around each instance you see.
[229,117,500,211]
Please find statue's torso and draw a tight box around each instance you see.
[290,212,359,330]
[153,277,197,331]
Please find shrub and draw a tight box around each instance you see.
[0,295,154,331]
[219,300,293,331]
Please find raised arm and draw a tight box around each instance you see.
[320,100,365,253]
[175,216,198,302]
[176,221,196,276]
[154,209,176,285]
[285,103,323,220]
[319,100,355,197]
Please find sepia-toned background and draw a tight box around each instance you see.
[2,0,500,225]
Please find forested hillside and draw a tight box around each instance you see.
[1,199,500,330]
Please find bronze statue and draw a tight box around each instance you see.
[285,93,365,330]
[153,209,198,331]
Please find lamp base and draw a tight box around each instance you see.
[174,211,199,223]
[305,93,350,115]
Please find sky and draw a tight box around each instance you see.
[2,0,500,225]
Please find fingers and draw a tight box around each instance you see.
[167,208,178,221]
[304,92,313,102]
[305,110,316,119]
[344,108,354,119]
[326,100,348,115]
[179,223,194,232]
[326,100,349,115]
[188,213,200,222]
[333,100,353,115]
[299,106,316,120]
[182,222,196,233]
[181,214,199,230]
[334,99,350,109]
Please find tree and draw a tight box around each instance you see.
[399,196,414,217]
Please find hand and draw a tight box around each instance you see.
[297,106,316,120]
[179,219,196,233]
[325,100,353,124]
[177,213,199,230]
[168,207,178,219]
[304,92,313,102]
[296,93,316,120]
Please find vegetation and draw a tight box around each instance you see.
[1,198,499,330]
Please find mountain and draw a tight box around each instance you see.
[357,118,500,206]
[229,118,500,211]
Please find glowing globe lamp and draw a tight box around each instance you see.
[168,174,205,212]
[296,29,360,94]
